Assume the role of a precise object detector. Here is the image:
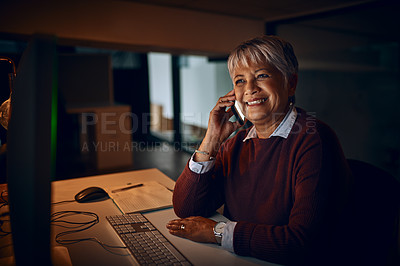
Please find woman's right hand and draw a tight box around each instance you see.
[195,89,242,162]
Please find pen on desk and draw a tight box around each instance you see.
[111,183,143,193]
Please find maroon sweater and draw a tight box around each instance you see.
[173,108,352,265]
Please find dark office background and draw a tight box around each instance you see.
[0,0,399,182]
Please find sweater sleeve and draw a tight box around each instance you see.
[232,124,350,265]
[172,156,225,218]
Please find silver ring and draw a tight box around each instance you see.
[180,224,185,230]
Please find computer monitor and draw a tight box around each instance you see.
[6,34,57,264]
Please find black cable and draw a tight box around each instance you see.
[0,203,8,210]
[0,190,8,205]
[52,199,76,205]
[0,191,10,237]
[0,216,10,237]
[0,225,11,236]
[51,211,127,254]
[0,191,127,253]
[51,210,100,236]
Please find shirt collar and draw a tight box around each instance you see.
[243,105,298,142]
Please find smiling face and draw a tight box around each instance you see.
[233,61,296,129]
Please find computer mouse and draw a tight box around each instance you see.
[74,186,109,203]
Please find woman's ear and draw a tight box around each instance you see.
[288,74,298,96]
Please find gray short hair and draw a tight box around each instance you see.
[227,35,298,82]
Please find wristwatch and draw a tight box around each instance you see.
[213,221,226,244]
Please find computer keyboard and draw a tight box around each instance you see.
[107,213,192,265]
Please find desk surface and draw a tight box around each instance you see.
[46,169,279,265]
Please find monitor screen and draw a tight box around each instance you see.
[6,34,57,264]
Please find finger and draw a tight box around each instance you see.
[167,219,181,225]
[166,223,184,230]
[225,89,235,96]
[167,222,188,238]
[166,220,181,229]
[218,95,236,104]
[168,229,186,238]
[217,101,235,110]
[215,99,235,111]
[166,220,186,231]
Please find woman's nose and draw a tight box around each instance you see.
[244,80,259,95]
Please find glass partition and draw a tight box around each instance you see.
[179,55,231,151]
[148,52,174,142]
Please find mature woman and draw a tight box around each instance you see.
[166,35,352,265]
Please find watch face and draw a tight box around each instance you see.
[215,222,225,234]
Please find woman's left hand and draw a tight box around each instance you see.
[166,216,217,243]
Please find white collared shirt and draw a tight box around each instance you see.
[189,105,298,173]
[243,104,297,141]
[188,105,298,252]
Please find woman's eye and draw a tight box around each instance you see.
[235,79,245,85]
[256,74,269,79]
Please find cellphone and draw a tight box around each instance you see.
[230,101,245,125]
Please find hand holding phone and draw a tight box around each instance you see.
[230,101,245,126]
